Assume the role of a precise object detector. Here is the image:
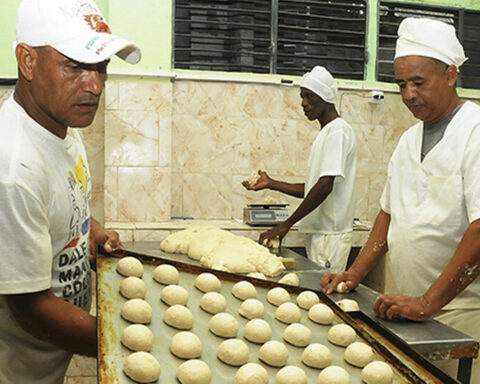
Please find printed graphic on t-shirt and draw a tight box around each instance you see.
[52,154,92,311]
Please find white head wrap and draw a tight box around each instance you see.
[300,66,337,104]
[395,17,467,68]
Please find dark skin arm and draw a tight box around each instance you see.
[242,170,304,198]
[374,219,480,321]
[89,217,123,269]
[259,175,335,245]
[321,209,390,294]
[5,289,97,356]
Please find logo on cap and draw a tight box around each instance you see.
[84,14,111,34]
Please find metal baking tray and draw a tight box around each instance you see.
[97,247,459,383]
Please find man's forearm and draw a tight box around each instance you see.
[267,179,304,198]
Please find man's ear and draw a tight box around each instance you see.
[15,43,38,81]
[446,65,458,87]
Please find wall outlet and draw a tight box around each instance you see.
[368,90,384,103]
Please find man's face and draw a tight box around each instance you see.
[394,56,456,124]
[30,46,108,131]
[300,87,327,121]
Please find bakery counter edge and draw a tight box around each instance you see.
[104,220,371,247]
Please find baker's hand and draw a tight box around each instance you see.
[259,223,290,247]
[320,270,362,294]
[242,170,270,191]
[373,294,433,322]
[89,219,123,266]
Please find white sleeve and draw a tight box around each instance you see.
[315,128,350,180]
[380,157,393,215]
[463,124,480,223]
[0,181,52,294]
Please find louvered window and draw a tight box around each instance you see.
[174,0,367,80]
[378,2,480,89]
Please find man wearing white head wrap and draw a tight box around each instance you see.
[321,18,480,384]
[243,66,357,272]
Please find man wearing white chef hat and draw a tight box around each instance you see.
[321,17,480,382]
[243,65,357,273]
[0,0,140,382]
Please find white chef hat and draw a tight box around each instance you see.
[300,66,337,104]
[394,17,467,68]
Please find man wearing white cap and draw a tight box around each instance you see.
[321,17,480,382]
[243,66,357,273]
[0,0,141,382]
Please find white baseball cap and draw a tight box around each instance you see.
[16,0,141,64]
[300,66,337,104]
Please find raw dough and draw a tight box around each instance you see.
[275,302,302,324]
[170,331,203,359]
[267,287,290,306]
[247,170,260,186]
[153,264,179,285]
[275,366,307,384]
[121,324,153,352]
[243,318,272,344]
[188,229,236,261]
[278,272,299,286]
[258,340,289,367]
[117,257,144,277]
[335,281,348,293]
[283,323,311,347]
[217,338,250,366]
[123,351,161,383]
[361,361,394,384]
[344,342,374,368]
[234,363,268,384]
[120,276,146,300]
[247,272,266,280]
[239,298,264,319]
[160,226,217,254]
[195,273,221,293]
[121,298,153,324]
[209,312,239,338]
[328,324,357,347]
[200,292,227,314]
[297,290,320,310]
[163,304,194,330]
[161,284,189,306]
[232,281,257,300]
[317,365,350,384]
[176,359,212,384]
[308,303,334,325]
[336,298,360,312]
[302,343,332,369]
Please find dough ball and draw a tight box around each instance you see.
[200,292,227,314]
[275,366,307,384]
[176,359,212,384]
[302,343,332,369]
[267,287,291,306]
[209,312,239,338]
[234,363,268,384]
[297,290,320,310]
[247,272,267,280]
[247,170,260,186]
[163,304,194,330]
[121,298,153,324]
[308,303,334,325]
[361,361,394,384]
[170,331,203,359]
[283,323,312,347]
[153,264,179,285]
[161,284,189,306]
[344,342,374,368]
[239,298,264,319]
[275,302,302,324]
[123,351,161,383]
[336,298,360,312]
[117,257,144,277]
[278,272,299,286]
[195,273,221,293]
[328,324,357,347]
[335,281,348,293]
[258,340,289,367]
[317,366,350,384]
[217,338,250,366]
[121,324,153,352]
[120,276,147,299]
[243,318,272,344]
[232,280,257,300]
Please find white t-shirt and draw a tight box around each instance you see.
[381,101,480,310]
[299,117,357,234]
[0,95,92,383]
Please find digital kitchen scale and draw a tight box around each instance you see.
[243,203,290,226]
